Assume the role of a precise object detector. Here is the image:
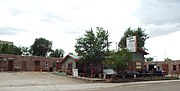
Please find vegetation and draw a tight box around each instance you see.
[118,27,149,50]
[105,27,149,73]
[146,57,154,62]
[21,47,31,56]
[103,49,132,73]
[75,27,111,63]
[164,57,172,61]
[50,49,64,58]
[0,44,22,55]
[30,38,53,57]
[0,38,64,58]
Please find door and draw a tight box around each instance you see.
[8,61,14,71]
[162,64,169,75]
[0,61,2,69]
[21,61,27,71]
[35,61,40,71]
[179,64,180,73]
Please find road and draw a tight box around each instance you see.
[83,81,180,91]
[0,72,180,91]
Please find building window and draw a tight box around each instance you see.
[136,62,142,70]
[45,62,48,68]
[173,65,177,71]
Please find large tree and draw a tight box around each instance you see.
[50,49,64,58]
[75,27,111,63]
[145,57,154,62]
[104,49,132,73]
[30,38,52,57]
[0,44,22,55]
[21,47,31,56]
[118,27,149,50]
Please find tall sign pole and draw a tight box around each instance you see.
[126,36,137,72]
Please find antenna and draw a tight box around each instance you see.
[116,42,118,51]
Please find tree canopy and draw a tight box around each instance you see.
[75,27,111,63]
[21,47,31,56]
[118,27,149,50]
[30,38,52,57]
[104,48,132,73]
[50,49,64,58]
[0,44,22,55]
[145,57,154,62]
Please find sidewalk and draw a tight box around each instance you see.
[69,76,106,82]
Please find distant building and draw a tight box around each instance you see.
[0,40,13,45]
[0,54,62,72]
[145,60,180,75]
[61,54,102,77]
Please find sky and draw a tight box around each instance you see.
[0,0,180,61]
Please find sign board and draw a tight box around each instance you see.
[126,36,137,52]
[72,69,78,77]
[103,69,116,75]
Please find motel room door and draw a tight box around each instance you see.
[21,61,27,71]
[162,64,169,74]
[8,60,14,71]
[179,64,180,73]
[0,60,2,69]
[35,61,40,71]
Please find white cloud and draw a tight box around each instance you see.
[0,0,180,61]
[145,31,180,61]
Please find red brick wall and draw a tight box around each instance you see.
[0,54,63,72]
[145,61,180,75]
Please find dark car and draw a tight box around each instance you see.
[154,70,164,76]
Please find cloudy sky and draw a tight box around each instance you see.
[0,0,180,61]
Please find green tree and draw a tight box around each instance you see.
[12,45,22,55]
[164,57,172,61]
[0,44,9,54]
[111,48,132,73]
[0,44,22,55]
[145,57,154,62]
[21,47,31,56]
[50,49,64,58]
[75,27,111,63]
[118,27,149,50]
[30,38,52,57]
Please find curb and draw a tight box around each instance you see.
[117,79,180,87]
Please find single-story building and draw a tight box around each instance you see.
[128,47,149,72]
[0,54,63,72]
[144,60,180,75]
[61,54,79,75]
[61,54,102,77]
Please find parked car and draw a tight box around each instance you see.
[154,70,165,76]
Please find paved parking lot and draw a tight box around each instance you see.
[0,72,180,91]
[0,72,85,87]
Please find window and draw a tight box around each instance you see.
[45,62,48,68]
[136,62,142,70]
[173,65,177,71]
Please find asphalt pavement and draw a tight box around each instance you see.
[0,72,180,91]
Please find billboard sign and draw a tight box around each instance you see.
[126,36,137,52]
